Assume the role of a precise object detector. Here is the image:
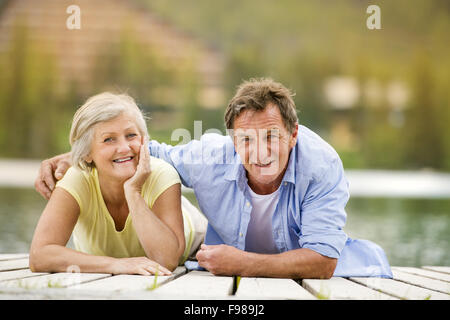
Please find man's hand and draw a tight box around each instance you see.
[196,245,337,279]
[35,152,71,200]
[196,244,245,276]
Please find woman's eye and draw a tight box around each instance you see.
[103,137,113,143]
[127,133,137,139]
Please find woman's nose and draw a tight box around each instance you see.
[116,138,131,153]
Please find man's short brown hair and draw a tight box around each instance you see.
[225,78,298,133]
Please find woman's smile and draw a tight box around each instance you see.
[113,156,135,164]
[86,113,143,182]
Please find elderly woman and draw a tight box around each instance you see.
[29,93,206,275]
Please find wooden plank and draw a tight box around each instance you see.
[0,272,111,289]
[0,258,29,272]
[153,271,234,299]
[350,277,450,300]
[0,269,48,282]
[0,286,131,300]
[70,266,186,291]
[422,266,450,275]
[235,277,316,300]
[392,267,450,283]
[0,253,29,261]
[392,269,450,294]
[302,277,395,300]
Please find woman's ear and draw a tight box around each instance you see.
[84,154,93,164]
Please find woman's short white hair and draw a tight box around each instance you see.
[69,92,149,171]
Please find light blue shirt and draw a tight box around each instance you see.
[149,125,392,278]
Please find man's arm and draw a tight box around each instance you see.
[35,152,72,199]
[196,244,336,279]
[149,134,229,188]
[35,133,211,198]
[298,157,349,260]
[197,155,348,279]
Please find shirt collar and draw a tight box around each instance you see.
[282,144,297,185]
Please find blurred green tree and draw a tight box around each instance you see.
[403,52,445,169]
[0,22,64,158]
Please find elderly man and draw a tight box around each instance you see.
[35,78,392,279]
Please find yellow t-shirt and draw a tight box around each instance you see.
[55,157,195,264]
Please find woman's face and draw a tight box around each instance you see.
[86,112,143,183]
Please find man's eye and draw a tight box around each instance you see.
[127,133,137,138]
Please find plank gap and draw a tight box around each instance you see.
[391,270,450,295]
[349,277,449,300]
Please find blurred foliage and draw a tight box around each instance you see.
[0,21,202,158]
[138,0,450,171]
[0,0,449,171]
[0,22,75,158]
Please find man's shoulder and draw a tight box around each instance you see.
[199,133,236,162]
[298,125,339,156]
[199,132,233,146]
[296,125,342,179]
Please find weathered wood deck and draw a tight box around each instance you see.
[0,254,449,300]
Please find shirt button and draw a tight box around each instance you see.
[284,182,287,186]
[239,232,243,237]
[246,202,250,207]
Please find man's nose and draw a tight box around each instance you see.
[249,139,271,164]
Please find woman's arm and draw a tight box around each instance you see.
[124,137,186,271]
[29,187,172,275]
[125,185,186,272]
[29,187,115,273]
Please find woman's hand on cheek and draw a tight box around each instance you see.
[124,136,151,196]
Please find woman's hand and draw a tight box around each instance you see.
[124,136,151,196]
[110,256,172,276]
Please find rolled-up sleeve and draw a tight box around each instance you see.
[299,158,349,259]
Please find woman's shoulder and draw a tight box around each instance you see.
[55,167,93,198]
[56,166,90,185]
[54,167,94,213]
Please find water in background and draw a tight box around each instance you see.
[0,187,449,267]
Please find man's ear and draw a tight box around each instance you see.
[289,123,299,148]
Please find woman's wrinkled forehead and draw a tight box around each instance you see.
[92,111,141,137]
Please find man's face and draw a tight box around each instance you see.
[232,104,298,194]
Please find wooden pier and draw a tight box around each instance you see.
[0,254,449,300]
